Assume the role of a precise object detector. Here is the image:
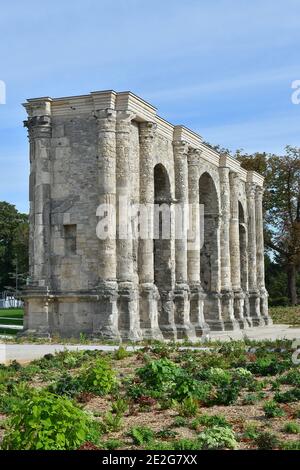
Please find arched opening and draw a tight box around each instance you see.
[199,173,220,294]
[238,201,248,292]
[153,164,173,335]
[153,164,172,291]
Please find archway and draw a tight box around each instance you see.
[153,164,173,335]
[153,164,172,291]
[199,172,220,293]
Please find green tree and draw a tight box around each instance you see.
[237,146,300,305]
[0,201,29,294]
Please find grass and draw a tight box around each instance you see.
[269,306,300,325]
[0,339,299,450]
[0,308,23,336]
[0,308,24,319]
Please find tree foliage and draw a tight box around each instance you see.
[0,201,29,293]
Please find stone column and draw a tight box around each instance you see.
[138,122,163,340]
[173,140,195,340]
[255,186,272,325]
[187,148,208,338]
[94,109,119,339]
[23,100,52,336]
[246,182,263,325]
[219,166,237,329]
[115,111,141,340]
[229,172,247,328]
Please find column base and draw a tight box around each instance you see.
[189,284,210,339]
[248,289,265,326]
[233,290,248,329]
[173,284,196,340]
[204,292,224,331]
[93,281,121,340]
[118,282,142,341]
[157,290,177,340]
[260,288,273,325]
[139,283,163,340]
[221,290,240,330]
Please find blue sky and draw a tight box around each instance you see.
[1,0,300,213]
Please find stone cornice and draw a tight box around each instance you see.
[23,90,265,186]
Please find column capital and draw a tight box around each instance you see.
[173,139,189,156]
[187,147,202,165]
[255,185,265,200]
[116,110,136,132]
[139,121,157,140]
[24,115,52,140]
[93,108,117,132]
[246,182,256,199]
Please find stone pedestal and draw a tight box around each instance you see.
[139,283,163,340]
[189,284,209,338]
[173,284,196,340]
[233,289,248,329]
[93,281,120,340]
[158,290,177,339]
[117,282,142,341]
[204,292,224,331]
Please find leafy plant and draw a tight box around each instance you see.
[191,413,231,430]
[281,440,300,450]
[243,422,259,440]
[255,431,279,450]
[137,358,181,392]
[279,369,300,386]
[176,397,198,417]
[274,388,300,403]
[114,345,130,360]
[81,358,117,395]
[48,373,82,397]
[172,416,188,428]
[111,398,128,416]
[197,426,238,450]
[128,426,154,446]
[101,411,123,432]
[104,438,123,450]
[263,400,285,418]
[1,390,99,450]
[283,421,300,434]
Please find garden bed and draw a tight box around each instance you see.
[0,340,299,450]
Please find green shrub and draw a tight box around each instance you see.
[1,390,99,450]
[242,392,265,405]
[279,369,300,386]
[137,358,181,392]
[274,388,300,403]
[111,398,128,416]
[246,357,289,376]
[191,413,231,430]
[281,440,300,450]
[101,411,123,432]
[212,382,241,405]
[263,400,285,418]
[104,438,123,450]
[128,426,154,446]
[201,367,231,386]
[81,358,117,395]
[255,431,279,450]
[173,438,200,450]
[197,426,238,450]
[48,373,82,397]
[232,368,254,388]
[172,416,188,428]
[114,345,130,360]
[243,423,259,440]
[283,421,300,434]
[176,397,198,417]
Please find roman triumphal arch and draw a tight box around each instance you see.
[22,90,272,340]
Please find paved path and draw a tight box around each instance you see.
[0,324,299,363]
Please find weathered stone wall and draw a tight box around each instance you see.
[22,90,272,340]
